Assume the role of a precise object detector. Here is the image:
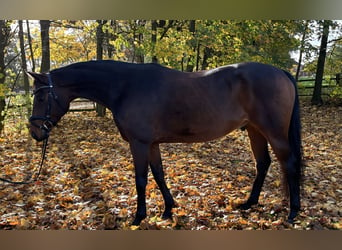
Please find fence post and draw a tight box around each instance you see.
[336,73,341,85]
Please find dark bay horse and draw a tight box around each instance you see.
[28,60,302,225]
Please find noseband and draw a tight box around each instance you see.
[29,73,58,135]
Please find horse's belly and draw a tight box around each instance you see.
[158,118,247,143]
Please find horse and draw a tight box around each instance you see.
[28,60,302,226]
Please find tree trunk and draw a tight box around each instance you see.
[0,20,10,133]
[106,20,116,59]
[186,20,196,72]
[19,20,31,118]
[132,20,145,63]
[96,20,104,60]
[202,46,213,70]
[295,20,309,81]
[26,20,35,72]
[19,21,29,94]
[311,20,330,106]
[95,20,106,117]
[195,42,200,71]
[40,20,50,73]
[151,20,158,63]
[19,20,31,119]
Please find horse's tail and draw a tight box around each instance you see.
[283,70,303,182]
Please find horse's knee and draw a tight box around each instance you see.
[135,176,147,190]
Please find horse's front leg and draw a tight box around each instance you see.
[149,143,175,220]
[129,141,149,226]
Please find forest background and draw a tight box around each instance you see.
[0,20,341,230]
[1,20,342,123]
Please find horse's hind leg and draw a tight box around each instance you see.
[267,136,301,223]
[239,126,271,210]
[149,143,175,220]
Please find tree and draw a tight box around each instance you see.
[323,21,342,76]
[105,20,116,59]
[95,20,106,117]
[96,20,105,60]
[26,20,35,72]
[295,20,310,81]
[19,21,29,94]
[0,20,11,133]
[185,20,196,72]
[19,20,31,117]
[326,38,342,75]
[151,20,158,63]
[131,20,146,63]
[40,20,51,72]
[311,20,331,106]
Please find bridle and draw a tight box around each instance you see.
[0,73,59,185]
[29,73,58,135]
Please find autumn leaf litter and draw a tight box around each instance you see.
[0,102,341,230]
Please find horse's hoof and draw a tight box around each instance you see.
[132,214,146,226]
[287,218,295,224]
[238,200,259,210]
[161,211,173,220]
[287,208,299,224]
[131,219,141,226]
[237,203,252,210]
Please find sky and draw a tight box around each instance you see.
[290,20,342,62]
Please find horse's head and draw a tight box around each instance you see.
[28,72,69,141]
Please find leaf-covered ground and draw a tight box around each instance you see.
[0,101,341,230]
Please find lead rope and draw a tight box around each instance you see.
[0,137,48,185]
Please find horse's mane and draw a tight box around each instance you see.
[50,60,175,86]
[52,60,172,74]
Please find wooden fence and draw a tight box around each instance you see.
[69,98,96,112]
[297,74,340,97]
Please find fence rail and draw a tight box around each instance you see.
[297,75,340,97]
[69,98,96,112]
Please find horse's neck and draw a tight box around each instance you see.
[68,69,126,110]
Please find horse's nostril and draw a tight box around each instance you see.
[31,131,46,142]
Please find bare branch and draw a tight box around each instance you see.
[328,37,342,44]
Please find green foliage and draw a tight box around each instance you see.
[329,86,342,104]
[3,93,32,134]
[153,24,194,69]
[325,40,342,75]
[0,84,7,98]
[140,20,301,71]
[22,20,324,72]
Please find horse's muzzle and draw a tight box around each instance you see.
[30,128,49,142]
[29,117,54,142]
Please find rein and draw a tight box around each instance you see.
[0,73,56,185]
[0,138,48,184]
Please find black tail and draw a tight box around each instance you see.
[283,70,303,180]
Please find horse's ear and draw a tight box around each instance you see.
[27,72,48,83]
[27,71,39,79]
